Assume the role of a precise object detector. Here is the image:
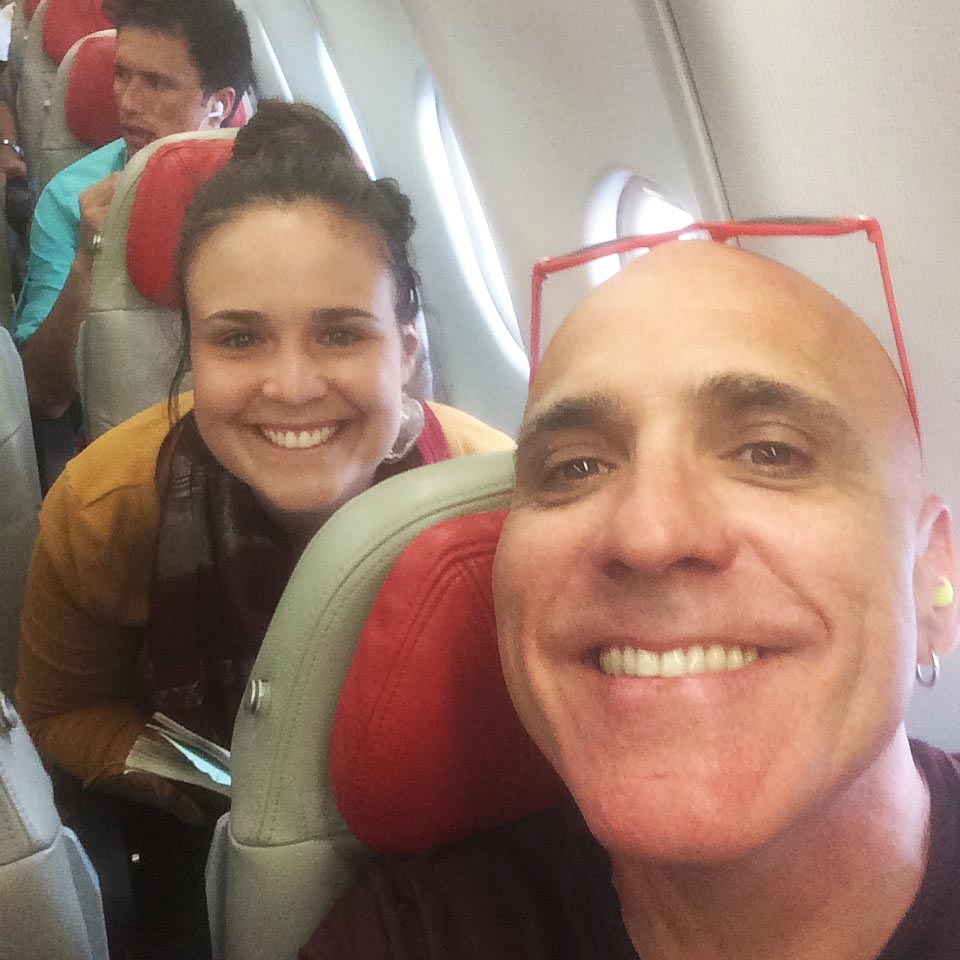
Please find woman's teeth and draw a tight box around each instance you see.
[599,644,759,678]
[261,426,336,449]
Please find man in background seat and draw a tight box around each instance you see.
[305,241,960,960]
[14,0,252,423]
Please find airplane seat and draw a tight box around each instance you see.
[17,0,110,183]
[8,0,29,95]
[80,129,236,440]
[0,327,40,695]
[207,450,564,960]
[36,29,118,192]
[0,174,12,332]
[0,689,109,958]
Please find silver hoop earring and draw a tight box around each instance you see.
[382,395,424,464]
[916,651,940,688]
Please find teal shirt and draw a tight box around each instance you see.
[13,140,126,345]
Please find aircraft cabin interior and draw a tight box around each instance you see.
[1,0,958,957]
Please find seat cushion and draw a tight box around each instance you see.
[330,510,565,854]
[125,138,235,307]
[65,32,120,148]
[42,0,111,65]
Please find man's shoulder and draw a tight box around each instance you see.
[56,394,192,510]
[883,740,960,959]
[910,739,960,788]
[304,803,635,960]
[42,139,126,205]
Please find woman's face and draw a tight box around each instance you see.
[188,200,418,537]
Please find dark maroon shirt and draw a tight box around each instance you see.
[302,741,960,959]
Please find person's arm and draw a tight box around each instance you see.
[19,171,121,419]
[0,98,26,182]
[14,452,202,823]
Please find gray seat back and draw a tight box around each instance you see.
[206,451,516,960]
[36,28,115,191]
[0,175,12,333]
[0,328,40,693]
[80,128,237,439]
[8,1,28,92]
[0,691,108,959]
[16,0,52,183]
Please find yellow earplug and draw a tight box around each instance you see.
[934,578,954,609]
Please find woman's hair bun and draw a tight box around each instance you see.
[232,99,358,167]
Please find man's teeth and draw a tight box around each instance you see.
[599,644,758,678]
[261,426,336,449]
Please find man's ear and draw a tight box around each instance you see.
[399,323,420,388]
[914,497,959,664]
[203,87,237,128]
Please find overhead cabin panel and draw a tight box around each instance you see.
[399,0,711,355]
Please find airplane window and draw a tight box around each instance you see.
[618,176,694,243]
[584,170,693,285]
[253,16,293,100]
[315,36,376,177]
[417,75,523,349]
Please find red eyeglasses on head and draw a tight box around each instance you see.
[528,216,919,442]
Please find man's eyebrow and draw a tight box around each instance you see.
[516,393,626,452]
[696,374,857,438]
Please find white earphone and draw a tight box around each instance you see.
[207,101,225,120]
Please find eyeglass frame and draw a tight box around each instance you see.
[528,216,920,441]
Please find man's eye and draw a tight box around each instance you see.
[549,457,613,483]
[734,442,807,472]
[322,329,361,347]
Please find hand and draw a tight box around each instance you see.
[0,150,26,182]
[77,171,122,253]
[99,769,207,826]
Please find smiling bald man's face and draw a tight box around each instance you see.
[494,241,958,864]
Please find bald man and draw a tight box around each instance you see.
[303,243,960,960]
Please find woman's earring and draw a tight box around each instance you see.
[382,395,425,463]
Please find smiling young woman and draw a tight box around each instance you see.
[14,106,513,955]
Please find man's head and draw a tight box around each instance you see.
[493,240,959,865]
[110,0,253,155]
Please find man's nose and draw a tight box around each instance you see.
[598,452,737,578]
[260,347,329,404]
[117,78,144,113]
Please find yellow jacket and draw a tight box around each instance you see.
[16,396,513,788]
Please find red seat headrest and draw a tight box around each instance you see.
[126,138,234,307]
[25,0,42,21]
[65,33,120,148]
[330,510,565,855]
[43,0,112,65]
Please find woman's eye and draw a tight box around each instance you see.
[219,331,258,350]
[735,442,807,472]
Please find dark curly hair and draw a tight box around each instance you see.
[111,0,254,121]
